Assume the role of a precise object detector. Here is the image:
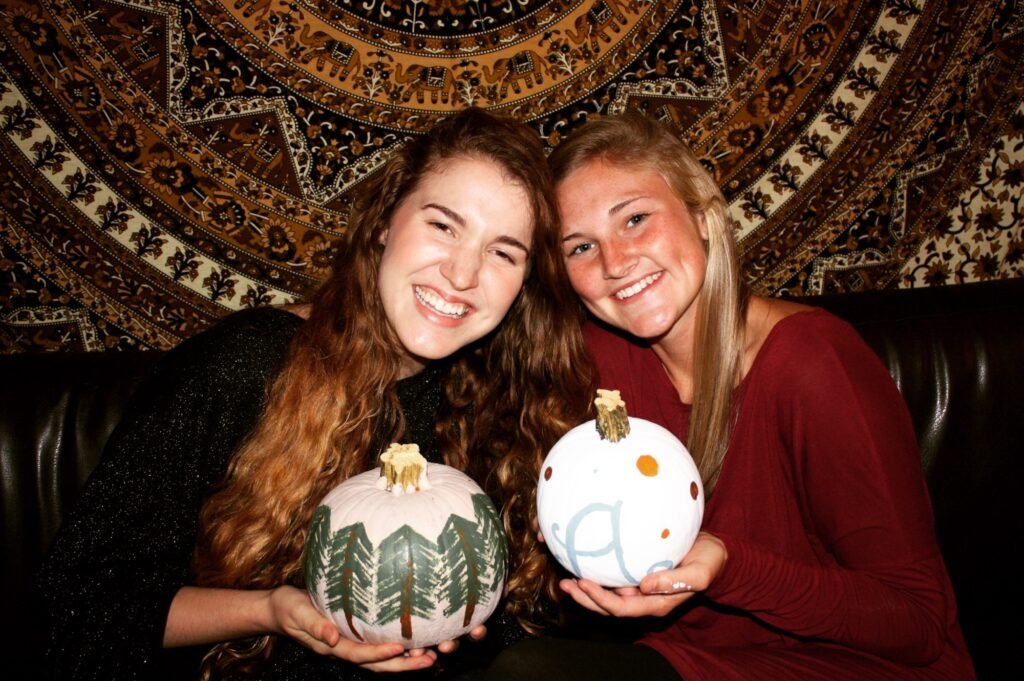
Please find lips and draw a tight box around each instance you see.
[613,272,663,300]
[414,285,470,318]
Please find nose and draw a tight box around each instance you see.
[440,244,481,290]
[600,236,637,280]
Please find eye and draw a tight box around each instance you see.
[566,242,593,257]
[491,248,518,265]
[626,213,648,228]
[429,221,452,233]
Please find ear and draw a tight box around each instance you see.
[377,227,389,246]
[694,210,709,241]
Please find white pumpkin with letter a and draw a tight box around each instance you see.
[536,390,704,587]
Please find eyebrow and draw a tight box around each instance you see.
[561,196,646,243]
[495,234,531,254]
[424,202,530,254]
[424,202,465,226]
[609,196,645,214]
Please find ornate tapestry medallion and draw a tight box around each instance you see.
[1,0,1021,350]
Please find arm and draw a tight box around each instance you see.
[567,314,950,665]
[39,310,454,677]
[165,586,437,672]
[701,314,949,663]
[37,310,294,678]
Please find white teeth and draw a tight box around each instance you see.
[615,272,663,300]
[415,286,469,318]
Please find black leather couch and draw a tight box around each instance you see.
[3,278,1022,680]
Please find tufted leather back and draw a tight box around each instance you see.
[1,278,1021,678]
[809,278,1023,680]
[0,350,159,677]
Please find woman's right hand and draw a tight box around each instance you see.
[268,585,436,672]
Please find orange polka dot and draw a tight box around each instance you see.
[690,481,699,499]
[544,466,553,481]
[661,528,670,539]
[636,455,658,477]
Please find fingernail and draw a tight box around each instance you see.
[649,581,690,595]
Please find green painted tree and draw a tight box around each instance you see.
[471,493,508,592]
[374,525,437,640]
[324,522,374,641]
[438,514,489,626]
[302,505,332,590]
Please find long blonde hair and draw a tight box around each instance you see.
[193,108,594,675]
[549,112,747,493]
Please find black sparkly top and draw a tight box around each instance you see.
[37,307,510,680]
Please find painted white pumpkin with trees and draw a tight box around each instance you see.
[303,444,507,649]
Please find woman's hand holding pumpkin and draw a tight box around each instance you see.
[559,532,727,618]
[268,585,436,672]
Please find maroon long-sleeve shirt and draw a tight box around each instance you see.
[585,309,975,680]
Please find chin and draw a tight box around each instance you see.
[403,336,465,363]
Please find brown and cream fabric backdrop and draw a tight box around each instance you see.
[1,0,1021,352]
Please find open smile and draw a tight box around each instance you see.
[415,286,471,319]
[613,272,663,300]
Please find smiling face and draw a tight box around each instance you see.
[378,156,533,377]
[559,159,708,344]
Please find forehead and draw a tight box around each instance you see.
[427,153,523,186]
[557,159,673,203]
[412,156,529,203]
[403,156,535,237]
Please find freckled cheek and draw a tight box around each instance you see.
[569,268,593,301]
[638,228,675,256]
[566,264,601,302]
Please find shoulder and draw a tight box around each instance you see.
[176,306,300,356]
[154,306,303,388]
[761,306,875,366]
[748,303,898,406]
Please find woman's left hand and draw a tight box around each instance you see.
[559,532,728,618]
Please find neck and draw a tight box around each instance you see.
[650,324,698,404]
[397,354,428,380]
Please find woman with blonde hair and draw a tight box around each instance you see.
[480,111,975,680]
[40,107,593,680]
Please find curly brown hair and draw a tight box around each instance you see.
[192,108,595,674]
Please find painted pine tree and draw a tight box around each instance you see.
[324,522,373,641]
[471,493,508,592]
[303,505,332,590]
[438,513,489,626]
[374,524,437,640]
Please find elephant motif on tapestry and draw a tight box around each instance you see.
[567,0,628,53]
[104,10,163,83]
[232,0,272,19]
[224,121,285,176]
[482,50,550,98]
[297,26,362,80]
[394,64,453,105]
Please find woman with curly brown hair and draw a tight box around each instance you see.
[39,107,594,680]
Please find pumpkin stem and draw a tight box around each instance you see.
[594,389,630,443]
[378,443,430,495]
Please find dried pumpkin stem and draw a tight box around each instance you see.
[379,443,428,493]
[594,389,630,443]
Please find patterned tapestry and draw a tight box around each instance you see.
[1,0,1022,352]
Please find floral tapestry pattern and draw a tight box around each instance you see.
[1,0,1022,351]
